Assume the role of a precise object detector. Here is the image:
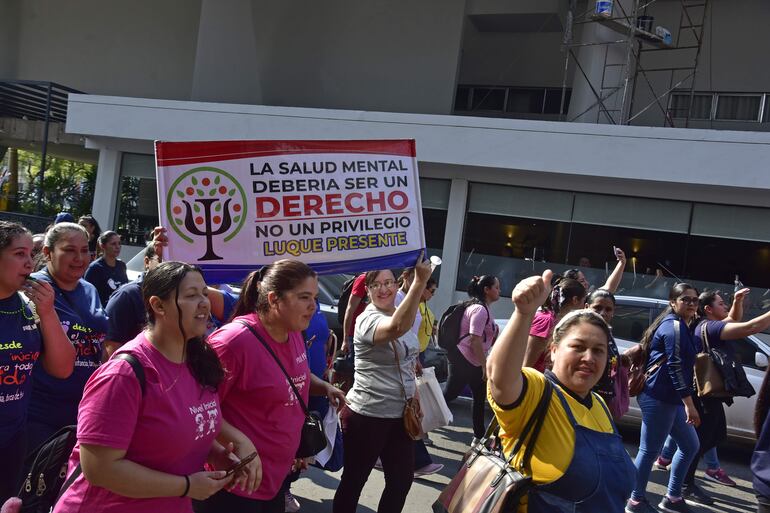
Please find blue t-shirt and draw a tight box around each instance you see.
[305,301,329,379]
[0,293,41,443]
[693,319,729,354]
[84,257,128,307]
[29,269,109,429]
[105,274,145,344]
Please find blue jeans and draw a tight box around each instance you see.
[632,392,699,500]
[661,436,719,469]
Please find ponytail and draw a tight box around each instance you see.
[467,275,498,304]
[231,260,317,319]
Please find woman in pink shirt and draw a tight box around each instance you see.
[442,275,500,440]
[523,276,587,372]
[54,262,261,513]
[196,260,346,513]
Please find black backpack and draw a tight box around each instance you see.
[17,353,145,513]
[337,274,367,326]
[437,300,490,356]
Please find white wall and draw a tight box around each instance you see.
[249,0,466,114]
[13,0,202,99]
[0,0,20,78]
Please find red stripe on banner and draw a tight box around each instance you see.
[155,139,416,166]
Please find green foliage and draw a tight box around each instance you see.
[15,150,97,217]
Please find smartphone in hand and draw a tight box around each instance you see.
[224,451,258,477]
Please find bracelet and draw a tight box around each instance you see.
[180,475,190,498]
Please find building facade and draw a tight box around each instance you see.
[2,0,770,322]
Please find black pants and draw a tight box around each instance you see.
[443,353,487,438]
[0,428,27,505]
[193,488,283,513]
[685,397,726,486]
[333,406,414,513]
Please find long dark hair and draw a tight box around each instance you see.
[542,276,585,315]
[143,261,224,391]
[467,275,498,304]
[756,367,770,437]
[639,282,697,354]
[232,259,317,318]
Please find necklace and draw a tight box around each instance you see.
[0,295,35,320]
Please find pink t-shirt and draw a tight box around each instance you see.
[528,310,556,372]
[457,303,498,367]
[54,333,222,513]
[208,313,310,500]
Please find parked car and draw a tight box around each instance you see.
[495,295,769,443]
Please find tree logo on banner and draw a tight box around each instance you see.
[166,167,247,261]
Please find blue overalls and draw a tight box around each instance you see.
[528,382,636,512]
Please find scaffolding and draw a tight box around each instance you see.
[560,0,710,127]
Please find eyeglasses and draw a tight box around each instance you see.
[678,296,698,305]
[369,279,396,291]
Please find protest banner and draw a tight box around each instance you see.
[155,139,425,282]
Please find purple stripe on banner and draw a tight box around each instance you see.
[194,249,425,284]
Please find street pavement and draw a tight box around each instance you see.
[290,399,758,512]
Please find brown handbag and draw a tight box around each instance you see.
[433,379,554,513]
[624,319,679,397]
[694,323,730,398]
[391,340,423,440]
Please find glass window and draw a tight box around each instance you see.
[419,178,451,210]
[668,93,712,120]
[715,95,762,121]
[115,153,159,246]
[506,88,545,114]
[459,212,570,294]
[568,223,688,283]
[468,183,573,222]
[423,208,447,281]
[471,88,506,111]
[612,304,653,343]
[572,193,691,233]
[544,88,570,115]
[454,86,471,111]
[690,203,770,243]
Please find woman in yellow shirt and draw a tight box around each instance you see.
[486,270,635,513]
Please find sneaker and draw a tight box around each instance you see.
[658,497,694,513]
[470,437,481,446]
[414,463,444,478]
[284,491,300,513]
[625,498,658,513]
[682,483,714,506]
[704,467,737,487]
[654,456,672,471]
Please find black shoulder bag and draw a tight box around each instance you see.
[238,321,327,458]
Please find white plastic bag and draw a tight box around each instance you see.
[416,366,453,433]
[314,406,339,467]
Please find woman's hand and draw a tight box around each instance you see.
[734,287,750,305]
[22,279,56,317]
[212,441,262,495]
[326,382,348,412]
[684,402,701,428]
[291,458,310,472]
[615,248,627,263]
[186,470,232,501]
[512,270,553,316]
[413,251,433,285]
[151,226,168,260]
